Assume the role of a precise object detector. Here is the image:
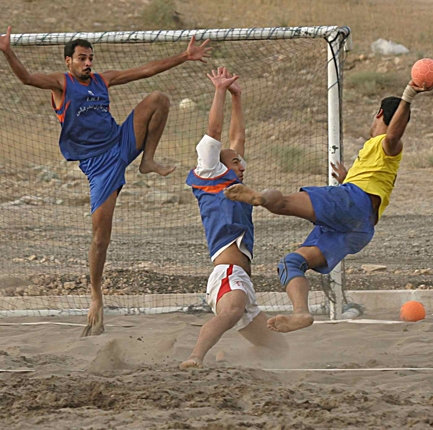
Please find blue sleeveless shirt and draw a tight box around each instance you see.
[186,168,254,260]
[52,73,120,161]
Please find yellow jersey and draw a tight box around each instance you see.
[343,134,402,220]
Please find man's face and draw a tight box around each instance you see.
[221,149,245,182]
[66,46,94,82]
[369,116,377,137]
[369,108,382,137]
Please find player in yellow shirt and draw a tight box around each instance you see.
[224,79,432,333]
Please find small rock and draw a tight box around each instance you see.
[420,268,433,275]
[377,63,391,73]
[147,190,179,204]
[361,264,387,274]
[63,282,76,290]
[179,98,197,110]
[21,195,43,206]
[13,258,25,263]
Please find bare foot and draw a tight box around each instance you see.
[224,184,265,206]
[139,159,176,176]
[81,299,104,337]
[215,350,227,363]
[179,357,203,370]
[267,312,314,333]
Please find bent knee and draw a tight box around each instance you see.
[217,307,245,328]
[278,252,308,287]
[148,91,170,110]
[260,189,288,213]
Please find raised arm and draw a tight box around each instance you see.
[0,26,64,91]
[206,67,239,141]
[102,36,212,87]
[383,80,433,156]
[227,72,245,158]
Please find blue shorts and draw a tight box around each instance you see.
[300,183,376,274]
[78,112,140,213]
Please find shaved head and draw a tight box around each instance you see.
[220,148,245,182]
[220,149,238,165]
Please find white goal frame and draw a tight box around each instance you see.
[2,26,352,319]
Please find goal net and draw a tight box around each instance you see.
[0,26,350,318]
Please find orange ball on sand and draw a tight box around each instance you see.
[400,300,426,322]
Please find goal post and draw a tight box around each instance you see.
[327,27,351,320]
[0,26,351,318]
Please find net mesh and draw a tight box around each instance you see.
[0,28,346,316]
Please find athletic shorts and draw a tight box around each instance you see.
[78,111,140,213]
[206,264,261,331]
[300,183,376,274]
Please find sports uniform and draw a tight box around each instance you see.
[52,72,140,213]
[300,134,401,273]
[186,134,259,329]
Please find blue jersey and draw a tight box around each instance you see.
[186,168,254,260]
[52,73,120,161]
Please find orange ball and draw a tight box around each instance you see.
[411,58,433,87]
[400,300,426,322]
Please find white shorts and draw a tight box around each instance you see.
[206,264,261,331]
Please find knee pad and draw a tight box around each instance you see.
[278,252,308,287]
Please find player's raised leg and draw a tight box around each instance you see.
[225,185,316,220]
[267,247,325,333]
[238,311,287,350]
[134,91,175,176]
[81,190,118,337]
[180,290,247,369]
[224,183,267,206]
[267,276,314,333]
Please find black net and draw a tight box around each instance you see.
[0,28,346,316]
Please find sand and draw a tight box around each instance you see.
[1,311,433,429]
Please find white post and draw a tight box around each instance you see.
[327,29,349,320]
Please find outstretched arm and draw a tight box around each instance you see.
[0,26,64,91]
[206,67,239,141]
[383,81,433,156]
[227,72,245,158]
[103,36,212,87]
[194,68,239,177]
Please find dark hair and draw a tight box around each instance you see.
[380,96,410,125]
[64,39,93,58]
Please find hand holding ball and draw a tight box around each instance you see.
[411,58,433,88]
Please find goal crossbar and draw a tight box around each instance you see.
[9,26,350,46]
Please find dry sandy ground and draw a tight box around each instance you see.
[1,2,433,429]
[1,312,433,429]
